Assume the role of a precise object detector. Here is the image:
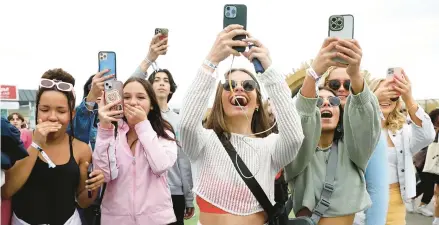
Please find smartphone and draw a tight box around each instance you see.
[328,14,354,65]
[223,4,247,53]
[98,51,116,80]
[387,67,403,79]
[155,28,169,41]
[104,80,124,112]
[87,163,93,198]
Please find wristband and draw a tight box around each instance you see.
[203,59,218,70]
[31,142,56,168]
[85,101,96,108]
[306,67,321,81]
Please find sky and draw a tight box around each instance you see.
[1,0,438,109]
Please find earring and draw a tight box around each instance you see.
[336,124,342,132]
[256,107,259,112]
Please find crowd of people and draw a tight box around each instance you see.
[1,22,439,225]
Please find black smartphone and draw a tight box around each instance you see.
[87,163,93,198]
[223,4,247,53]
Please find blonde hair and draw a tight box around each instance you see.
[368,78,406,133]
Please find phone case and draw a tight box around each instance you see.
[98,51,117,79]
[387,67,403,79]
[223,4,247,53]
[328,14,354,65]
[104,80,124,112]
[155,28,169,40]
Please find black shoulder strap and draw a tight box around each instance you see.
[215,132,276,218]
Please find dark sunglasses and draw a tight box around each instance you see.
[222,80,258,92]
[328,79,351,91]
[317,96,341,108]
[40,79,74,92]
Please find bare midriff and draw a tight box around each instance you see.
[196,196,265,225]
[317,214,355,225]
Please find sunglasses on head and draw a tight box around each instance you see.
[317,96,341,108]
[40,78,74,92]
[222,80,258,92]
[328,80,351,91]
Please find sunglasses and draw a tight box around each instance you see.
[328,80,351,91]
[40,79,74,92]
[222,80,258,92]
[317,96,341,108]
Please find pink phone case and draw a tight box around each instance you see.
[105,80,124,112]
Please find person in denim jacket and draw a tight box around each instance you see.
[70,70,114,225]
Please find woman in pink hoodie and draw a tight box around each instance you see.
[93,77,178,225]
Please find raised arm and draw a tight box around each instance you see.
[407,106,436,154]
[69,99,97,144]
[343,83,381,171]
[392,71,436,153]
[131,34,168,79]
[135,120,177,176]
[180,24,248,161]
[284,90,321,180]
[92,124,118,182]
[256,67,304,171]
[2,121,63,198]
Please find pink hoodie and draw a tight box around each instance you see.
[93,120,177,225]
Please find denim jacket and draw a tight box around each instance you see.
[68,98,98,150]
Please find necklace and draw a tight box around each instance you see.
[161,107,170,113]
[317,143,333,164]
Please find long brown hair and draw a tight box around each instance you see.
[123,77,176,142]
[204,69,272,138]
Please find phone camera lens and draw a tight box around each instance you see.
[331,24,336,28]
[226,6,230,10]
[331,17,337,22]
[231,9,236,14]
[337,21,342,25]
[226,12,230,17]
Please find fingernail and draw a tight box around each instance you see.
[85,185,89,189]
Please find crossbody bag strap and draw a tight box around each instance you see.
[215,132,276,218]
[310,143,338,223]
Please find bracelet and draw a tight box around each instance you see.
[306,67,321,81]
[144,57,154,65]
[203,59,218,70]
[31,142,56,168]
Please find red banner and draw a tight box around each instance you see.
[0,85,19,101]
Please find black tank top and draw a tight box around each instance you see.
[12,138,80,225]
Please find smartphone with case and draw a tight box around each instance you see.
[223,4,247,53]
[328,14,354,65]
[98,51,116,80]
[155,28,168,41]
[104,80,124,112]
[154,28,168,55]
[387,67,403,80]
[87,163,93,198]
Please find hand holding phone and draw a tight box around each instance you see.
[98,89,123,129]
[223,4,247,53]
[328,15,354,65]
[206,25,247,65]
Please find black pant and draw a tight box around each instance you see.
[415,166,439,204]
[169,195,186,225]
